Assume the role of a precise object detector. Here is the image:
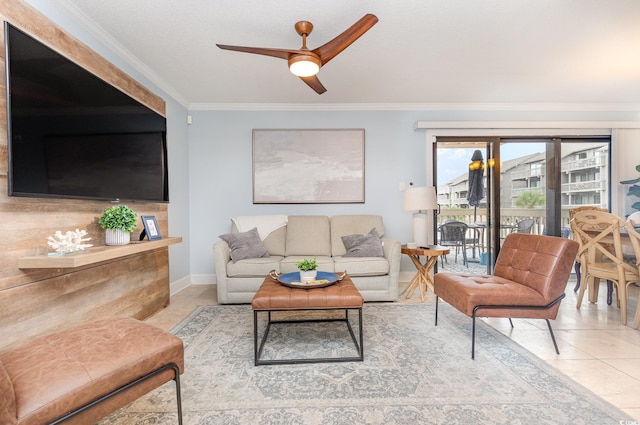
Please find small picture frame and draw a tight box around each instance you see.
[140,215,161,241]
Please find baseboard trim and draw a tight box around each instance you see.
[170,275,191,296]
[190,274,217,285]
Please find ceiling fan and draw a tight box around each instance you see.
[216,14,378,94]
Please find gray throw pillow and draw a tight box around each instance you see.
[342,228,384,257]
[219,227,269,262]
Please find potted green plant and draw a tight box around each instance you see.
[620,164,640,213]
[296,257,318,283]
[98,205,138,246]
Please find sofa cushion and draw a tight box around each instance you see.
[226,256,283,277]
[331,215,385,256]
[342,228,384,257]
[280,256,334,274]
[263,226,287,256]
[334,256,390,276]
[285,216,331,256]
[219,228,269,262]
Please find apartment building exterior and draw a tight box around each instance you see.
[437,143,609,211]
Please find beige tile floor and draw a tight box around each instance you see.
[145,279,640,421]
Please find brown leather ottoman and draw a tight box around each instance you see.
[251,274,364,365]
[0,317,184,425]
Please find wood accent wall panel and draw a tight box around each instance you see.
[0,250,170,350]
[0,0,172,353]
[0,0,165,116]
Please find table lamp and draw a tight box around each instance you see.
[403,186,438,247]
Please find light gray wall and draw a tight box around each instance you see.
[187,110,427,275]
[188,108,640,279]
[164,103,191,281]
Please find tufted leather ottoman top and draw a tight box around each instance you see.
[0,317,184,425]
[252,274,364,310]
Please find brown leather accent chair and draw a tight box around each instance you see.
[0,317,184,425]
[434,233,578,359]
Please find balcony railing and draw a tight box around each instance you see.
[563,155,606,171]
[561,180,606,192]
[437,207,575,235]
[511,187,544,197]
[510,168,543,180]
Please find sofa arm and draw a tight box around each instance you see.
[382,237,402,299]
[213,241,231,304]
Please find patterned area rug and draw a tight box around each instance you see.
[101,303,632,424]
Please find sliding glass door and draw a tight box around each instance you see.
[434,136,610,274]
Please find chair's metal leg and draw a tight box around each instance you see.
[573,261,581,293]
[254,311,259,366]
[435,296,439,326]
[358,308,364,361]
[50,363,183,425]
[471,314,476,359]
[444,296,566,361]
[545,319,560,355]
[175,371,183,425]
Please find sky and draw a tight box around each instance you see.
[436,143,543,185]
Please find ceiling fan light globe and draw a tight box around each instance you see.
[289,55,320,77]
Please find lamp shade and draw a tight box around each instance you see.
[403,186,437,211]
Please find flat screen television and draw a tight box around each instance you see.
[4,22,169,203]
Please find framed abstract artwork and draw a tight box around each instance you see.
[253,129,365,204]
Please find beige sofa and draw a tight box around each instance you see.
[213,215,401,304]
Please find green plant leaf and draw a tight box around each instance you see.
[296,258,317,271]
[628,185,640,198]
[98,205,138,232]
[620,177,640,185]
[513,191,545,208]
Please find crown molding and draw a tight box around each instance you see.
[415,121,640,130]
[189,102,640,112]
[51,0,190,108]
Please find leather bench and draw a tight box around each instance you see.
[252,274,364,365]
[0,317,184,425]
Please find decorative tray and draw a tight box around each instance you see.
[270,271,344,289]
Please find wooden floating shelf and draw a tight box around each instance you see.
[18,237,182,269]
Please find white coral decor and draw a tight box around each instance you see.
[47,229,93,254]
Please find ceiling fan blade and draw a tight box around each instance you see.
[216,44,303,60]
[312,14,378,65]
[300,75,327,94]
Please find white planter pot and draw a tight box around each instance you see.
[299,270,317,283]
[105,228,131,246]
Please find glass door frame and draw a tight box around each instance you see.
[433,137,499,274]
[434,135,611,274]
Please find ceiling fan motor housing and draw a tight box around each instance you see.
[288,53,321,77]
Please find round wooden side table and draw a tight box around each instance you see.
[401,245,450,302]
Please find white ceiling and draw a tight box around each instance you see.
[53,0,640,107]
